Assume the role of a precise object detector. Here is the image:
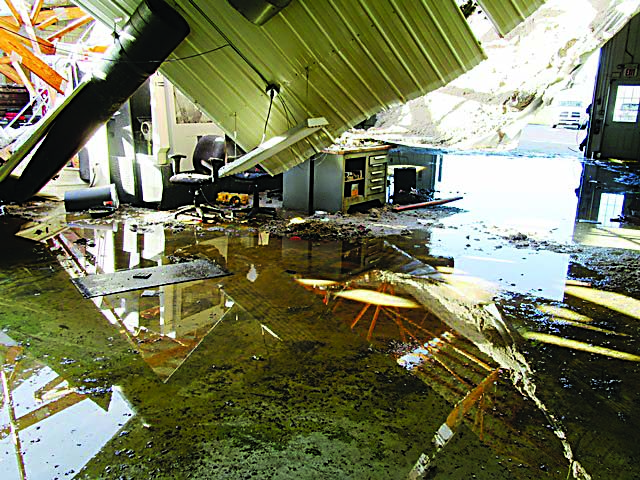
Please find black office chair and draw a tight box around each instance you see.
[233,167,278,218]
[169,135,225,220]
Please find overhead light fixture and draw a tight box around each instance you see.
[218,117,328,177]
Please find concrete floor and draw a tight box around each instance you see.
[0,146,639,479]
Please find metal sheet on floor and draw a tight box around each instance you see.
[72,259,230,298]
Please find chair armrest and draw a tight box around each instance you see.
[202,157,224,181]
[170,154,186,174]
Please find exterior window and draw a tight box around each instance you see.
[612,85,640,122]
[598,192,624,227]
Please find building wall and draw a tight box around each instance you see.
[150,74,224,169]
[589,13,640,160]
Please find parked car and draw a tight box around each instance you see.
[552,99,589,129]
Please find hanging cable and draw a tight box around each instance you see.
[262,84,279,143]
[278,96,294,128]
[233,112,238,159]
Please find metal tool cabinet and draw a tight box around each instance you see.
[313,146,389,213]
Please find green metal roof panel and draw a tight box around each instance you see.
[75,0,487,175]
[477,0,546,36]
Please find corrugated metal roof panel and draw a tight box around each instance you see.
[477,0,546,36]
[75,0,487,175]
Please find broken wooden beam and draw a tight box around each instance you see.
[0,28,66,93]
[47,15,93,43]
[392,196,463,212]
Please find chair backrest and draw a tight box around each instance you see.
[193,135,226,176]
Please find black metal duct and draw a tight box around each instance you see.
[0,0,189,202]
[227,0,292,25]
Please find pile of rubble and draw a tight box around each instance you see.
[264,218,372,240]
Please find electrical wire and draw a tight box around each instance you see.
[262,88,275,143]
[278,95,294,128]
[186,0,269,85]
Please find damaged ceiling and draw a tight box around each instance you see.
[477,0,546,36]
[71,0,544,175]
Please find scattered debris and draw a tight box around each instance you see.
[265,219,373,240]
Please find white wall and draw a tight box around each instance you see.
[150,74,224,170]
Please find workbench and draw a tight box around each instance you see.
[284,145,390,213]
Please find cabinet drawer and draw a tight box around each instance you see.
[366,185,385,196]
[369,155,387,166]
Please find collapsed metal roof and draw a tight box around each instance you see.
[72,0,543,175]
[477,0,546,37]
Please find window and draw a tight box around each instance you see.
[612,85,640,122]
[598,193,624,227]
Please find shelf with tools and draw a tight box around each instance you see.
[323,146,389,213]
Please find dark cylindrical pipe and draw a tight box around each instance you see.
[1,0,189,202]
[64,184,119,212]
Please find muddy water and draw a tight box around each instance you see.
[0,155,639,479]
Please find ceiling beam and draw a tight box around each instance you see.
[0,27,55,55]
[47,15,93,43]
[11,60,35,97]
[3,0,23,27]
[30,0,44,24]
[0,64,23,85]
[14,0,42,55]
[34,7,87,27]
[0,29,66,93]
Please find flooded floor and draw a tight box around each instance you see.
[1,153,640,479]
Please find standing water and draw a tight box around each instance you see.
[0,152,639,479]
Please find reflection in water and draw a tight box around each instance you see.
[574,162,640,249]
[298,240,590,477]
[32,218,592,477]
[369,269,591,479]
[50,224,235,382]
[0,337,134,480]
[566,284,640,320]
[334,288,420,308]
[521,331,640,361]
[536,304,594,323]
[95,281,233,382]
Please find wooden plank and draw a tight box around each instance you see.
[0,24,56,55]
[392,196,464,212]
[0,64,23,85]
[47,15,92,43]
[11,60,35,97]
[14,0,42,55]
[15,392,86,431]
[0,17,20,33]
[0,29,66,93]
[30,0,44,23]
[34,7,87,27]
[87,44,108,54]
[3,0,22,27]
